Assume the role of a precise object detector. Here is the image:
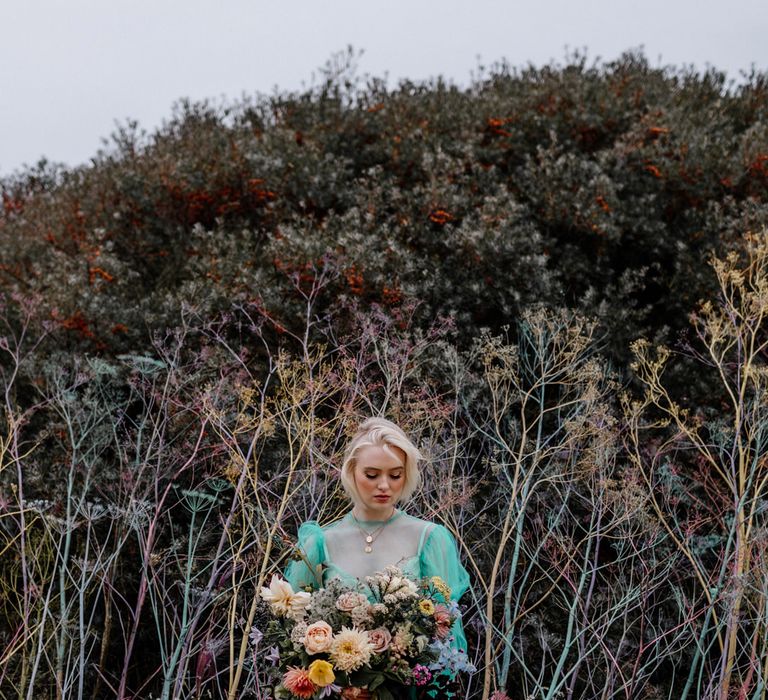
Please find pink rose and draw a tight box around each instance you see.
[434,604,452,639]
[303,621,334,655]
[367,627,392,654]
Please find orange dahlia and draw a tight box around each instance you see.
[282,666,317,699]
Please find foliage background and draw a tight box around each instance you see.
[1,49,767,699]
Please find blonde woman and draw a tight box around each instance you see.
[285,417,470,697]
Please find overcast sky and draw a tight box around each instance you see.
[1,0,766,176]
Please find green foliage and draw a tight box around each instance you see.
[1,50,766,368]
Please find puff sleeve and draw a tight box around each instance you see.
[419,523,471,652]
[283,521,327,593]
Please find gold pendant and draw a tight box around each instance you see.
[365,545,372,553]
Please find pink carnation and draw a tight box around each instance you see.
[434,603,452,639]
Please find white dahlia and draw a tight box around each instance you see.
[329,626,374,672]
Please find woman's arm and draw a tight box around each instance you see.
[283,521,326,592]
[419,523,470,652]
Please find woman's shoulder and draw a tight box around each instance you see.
[399,511,446,531]
[296,515,346,537]
[401,515,462,551]
[294,520,339,562]
[396,512,444,543]
[399,511,431,525]
[295,520,324,545]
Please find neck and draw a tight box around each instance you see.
[352,504,397,523]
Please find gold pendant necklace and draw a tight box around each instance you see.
[352,508,397,553]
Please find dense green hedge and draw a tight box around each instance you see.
[2,50,766,372]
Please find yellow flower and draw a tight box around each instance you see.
[307,659,335,687]
[430,576,451,600]
[418,599,435,615]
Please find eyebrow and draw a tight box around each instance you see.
[363,466,404,471]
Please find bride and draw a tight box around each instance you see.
[284,416,470,697]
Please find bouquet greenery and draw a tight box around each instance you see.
[259,566,473,699]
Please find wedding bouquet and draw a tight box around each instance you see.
[258,566,473,699]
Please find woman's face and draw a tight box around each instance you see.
[352,444,406,518]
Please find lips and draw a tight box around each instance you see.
[374,495,390,501]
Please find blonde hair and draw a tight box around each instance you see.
[340,417,423,503]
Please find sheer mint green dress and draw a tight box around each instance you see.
[284,510,470,652]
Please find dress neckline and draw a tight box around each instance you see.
[320,513,430,592]
[345,508,404,527]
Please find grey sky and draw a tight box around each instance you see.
[2,0,766,176]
